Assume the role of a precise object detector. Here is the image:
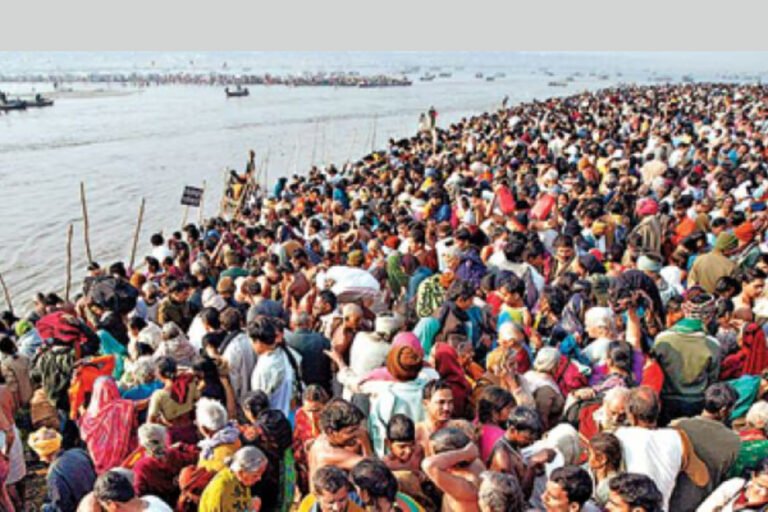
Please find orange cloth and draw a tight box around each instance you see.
[68,355,116,420]
[672,217,697,246]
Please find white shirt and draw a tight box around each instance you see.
[250,347,300,417]
[614,426,683,511]
[221,331,256,402]
[151,246,173,263]
[142,495,174,511]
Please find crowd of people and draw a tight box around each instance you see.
[3,82,768,511]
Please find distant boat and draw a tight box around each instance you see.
[225,87,249,97]
[486,76,495,82]
[0,100,26,111]
[682,75,694,83]
[26,96,54,107]
[495,72,506,78]
[475,72,484,79]
[438,72,452,78]
[548,81,568,87]
[419,74,436,82]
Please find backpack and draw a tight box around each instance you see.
[88,276,139,315]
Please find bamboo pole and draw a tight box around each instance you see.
[198,181,206,225]
[0,271,12,315]
[321,123,327,164]
[293,137,300,175]
[129,198,146,271]
[311,121,319,165]
[263,148,271,192]
[371,114,378,153]
[65,224,73,302]
[80,181,93,263]
[181,205,189,229]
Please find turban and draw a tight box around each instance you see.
[734,222,756,243]
[592,221,608,236]
[533,347,560,373]
[682,292,716,321]
[714,232,739,253]
[14,319,33,337]
[386,345,423,382]
[635,198,658,216]
[637,254,663,273]
[28,427,62,459]
[347,250,364,267]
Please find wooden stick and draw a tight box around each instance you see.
[181,205,189,229]
[80,181,93,263]
[371,114,378,153]
[0,271,12,315]
[293,137,300,175]
[198,181,206,226]
[65,223,73,302]
[311,121,319,164]
[129,197,146,271]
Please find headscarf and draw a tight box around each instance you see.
[362,332,424,383]
[741,323,768,376]
[734,222,756,243]
[533,347,560,373]
[155,322,197,366]
[386,253,409,297]
[28,427,62,459]
[542,423,582,466]
[681,291,716,322]
[198,422,241,461]
[714,232,738,252]
[385,346,424,382]
[414,317,441,356]
[79,376,136,474]
[433,343,471,417]
[637,255,662,273]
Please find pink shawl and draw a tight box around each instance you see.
[79,376,137,474]
[362,332,424,383]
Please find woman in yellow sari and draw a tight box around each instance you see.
[199,446,268,512]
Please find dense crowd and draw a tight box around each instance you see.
[3,82,768,512]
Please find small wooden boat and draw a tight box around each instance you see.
[548,81,568,87]
[419,74,436,82]
[438,72,452,78]
[486,76,495,82]
[0,100,27,111]
[225,87,249,97]
[475,72,484,79]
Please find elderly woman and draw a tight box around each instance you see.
[581,307,617,364]
[196,398,242,473]
[131,423,199,507]
[153,322,197,367]
[521,347,566,431]
[199,446,268,512]
[729,402,768,479]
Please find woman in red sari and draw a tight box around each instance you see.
[78,376,137,474]
[432,342,472,418]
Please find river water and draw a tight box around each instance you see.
[1,51,766,311]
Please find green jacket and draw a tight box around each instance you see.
[652,319,720,403]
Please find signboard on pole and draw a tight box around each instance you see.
[181,186,204,207]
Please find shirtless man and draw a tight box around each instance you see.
[307,398,373,489]
[422,426,484,512]
[415,380,454,455]
[488,406,554,499]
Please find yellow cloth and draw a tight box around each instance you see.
[197,440,242,473]
[28,427,62,458]
[297,495,364,512]
[199,467,252,512]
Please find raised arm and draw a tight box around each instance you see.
[421,443,480,501]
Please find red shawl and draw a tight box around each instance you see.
[433,343,472,417]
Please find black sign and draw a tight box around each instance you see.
[181,186,204,207]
